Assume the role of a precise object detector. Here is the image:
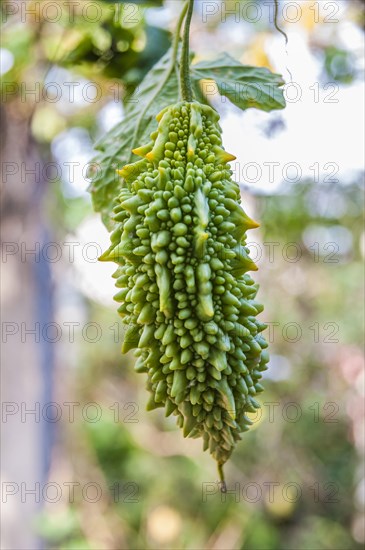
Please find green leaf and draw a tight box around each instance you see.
[191,53,286,113]
[89,48,179,229]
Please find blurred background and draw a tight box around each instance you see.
[1,0,364,548]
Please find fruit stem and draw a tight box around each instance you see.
[180,0,194,102]
[218,463,227,493]
[172,0,189,69]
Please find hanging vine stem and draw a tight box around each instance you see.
[180,0,195,102]
[274,0,288,44]
[171,0,189,73]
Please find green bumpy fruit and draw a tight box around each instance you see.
[101,101,269,473]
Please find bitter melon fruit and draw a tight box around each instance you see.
[101,100,269,476]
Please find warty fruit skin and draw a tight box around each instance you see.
[101,101,269,468]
